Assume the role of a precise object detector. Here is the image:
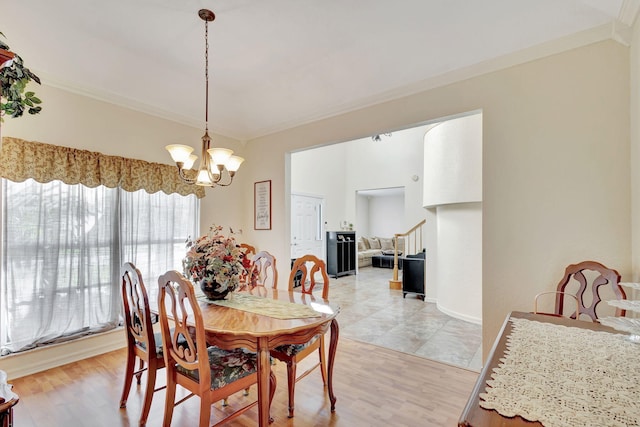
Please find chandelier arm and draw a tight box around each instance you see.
[178,167,198,184]
[211,169,234,187]
[213,176,233,187]
[205,169,224,185]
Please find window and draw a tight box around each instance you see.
[1,178,198,355]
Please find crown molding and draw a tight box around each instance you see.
[612,20,633,46]
[31,71,242,141]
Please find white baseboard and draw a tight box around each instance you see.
[2,328,127,380]
[436,303,482,325]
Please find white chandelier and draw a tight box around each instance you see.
[166,9,243,187]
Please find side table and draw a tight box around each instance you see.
[371,255,402,269]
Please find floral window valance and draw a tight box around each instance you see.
[0,137,205,198]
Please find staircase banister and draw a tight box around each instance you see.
[389,219,426,290]
[394,219,426,238]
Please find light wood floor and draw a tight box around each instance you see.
[8,337,478,426]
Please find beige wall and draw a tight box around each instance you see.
[2,38,632,364]
[632,21,640,283]
[244,40,631,358]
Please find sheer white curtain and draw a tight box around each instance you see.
[120,188,199,300]
[1,179,198,355]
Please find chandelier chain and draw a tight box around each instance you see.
[205,17,209,132]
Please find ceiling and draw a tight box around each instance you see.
[2,1,637,140]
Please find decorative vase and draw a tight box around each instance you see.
[199,279,235,300]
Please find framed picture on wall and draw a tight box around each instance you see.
[254,180,271,230]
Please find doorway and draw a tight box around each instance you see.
[290,193,324,260]
[288,112,483,369]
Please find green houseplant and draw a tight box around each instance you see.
[0,32,42,120]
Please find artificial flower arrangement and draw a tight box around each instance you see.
[183,225,255,299]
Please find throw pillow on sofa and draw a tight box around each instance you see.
[358,237,370,250]
[378,237,394,251]
[366,237,381,249]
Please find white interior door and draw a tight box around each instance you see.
[291,194,324,260]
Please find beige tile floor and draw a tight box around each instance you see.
[325,266,483,372]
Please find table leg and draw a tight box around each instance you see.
[256,337,271,426]
[328,318,339,411]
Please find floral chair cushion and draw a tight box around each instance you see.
[134,331,165,357]
[176,346,259,390]
[273,335,319,357]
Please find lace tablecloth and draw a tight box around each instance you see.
[479,318,640,426]
[198,293,322,319]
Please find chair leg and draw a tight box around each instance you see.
[136,358,145,384]
[269,370,277,424]
[318,335,328,386]
[120,349,136,407]
[199,398,211,427]
[222,387,249,407]
[286,360,297,418]
[162,375,177,427]
[139,360,157,426]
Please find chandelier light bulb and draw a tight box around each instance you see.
[225,155,245,172]
[165,144,194,163]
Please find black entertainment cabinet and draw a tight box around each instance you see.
[326,231,356,278]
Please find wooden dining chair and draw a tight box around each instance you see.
[533,291,580,318]
[270,254,329,418]
[238,243,257,288]
[555,260,627,321]
[251,250,278,288]
[223,250,276,405]
[157,270,276,427]
[119,262,166,427]
[224,249,276,406]
[239,243,256,258]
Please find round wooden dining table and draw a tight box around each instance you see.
[189,286,340,426]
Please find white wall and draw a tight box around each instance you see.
[423,113,482,324]
[344,126,426,231]
[292,124,427,237]
[290,143,348,231]
[368,193,405,237]
[424,113,482,207]
[435,203,482,323]
[356,194,370,236]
